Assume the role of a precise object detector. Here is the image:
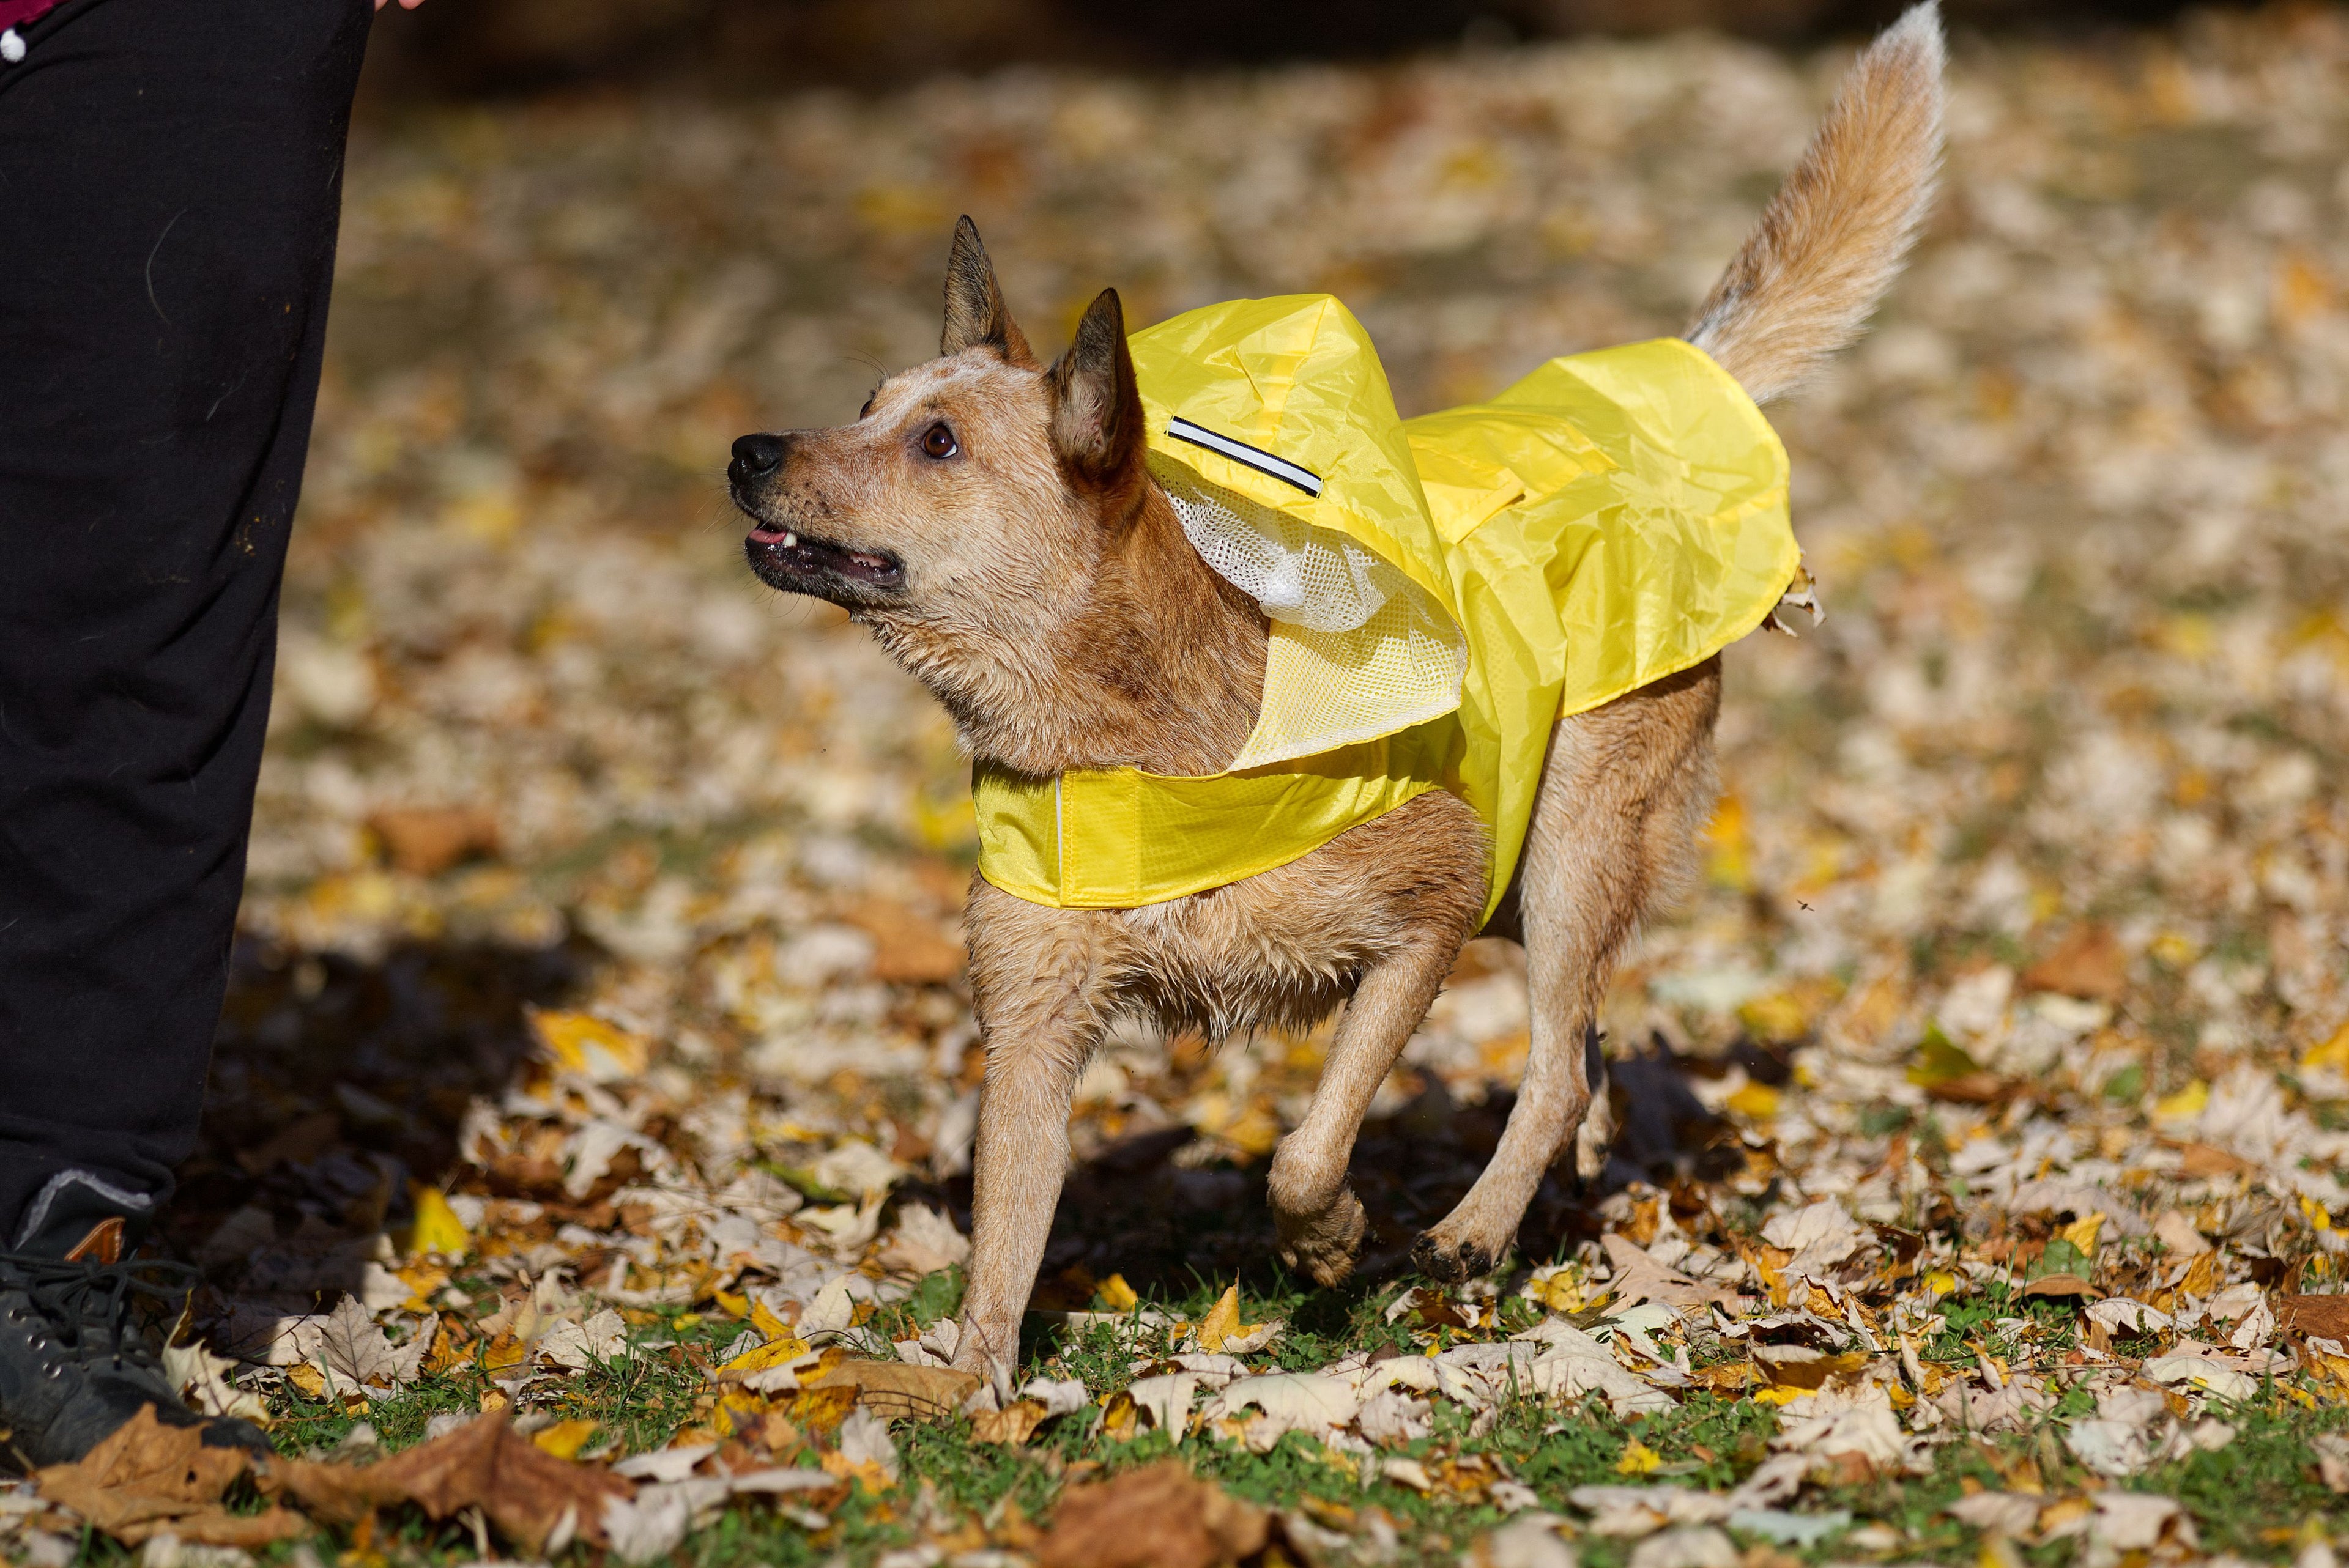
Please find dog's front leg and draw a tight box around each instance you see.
[1266,930,1463,1285]
[951,899,1110,1394]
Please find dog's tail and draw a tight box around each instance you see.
[1685,2,1945,404]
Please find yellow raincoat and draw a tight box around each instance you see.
[973,294,1794,922]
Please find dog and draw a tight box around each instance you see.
[732,5,1945,1388]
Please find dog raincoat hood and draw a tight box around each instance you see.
[973,294,1797,920]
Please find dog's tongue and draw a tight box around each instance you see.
[749,526,797,545]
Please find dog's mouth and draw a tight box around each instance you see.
[744,521,904,594]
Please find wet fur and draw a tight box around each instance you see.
[732,6,1944,1388]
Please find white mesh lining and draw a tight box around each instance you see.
[1161,465,1392,633]
[1153,456,1466,770]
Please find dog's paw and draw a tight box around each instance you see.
[1410,1229,1495,1284]
[1275,1187,1366,1287]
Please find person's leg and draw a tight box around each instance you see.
[0,0,372,1253]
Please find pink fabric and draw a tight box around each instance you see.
[0,0,64,29]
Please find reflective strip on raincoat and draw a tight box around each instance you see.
[973,294,1795,920]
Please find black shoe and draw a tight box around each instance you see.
[0,1175,271,1468]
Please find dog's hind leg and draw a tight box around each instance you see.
[1413,659,1721,1282]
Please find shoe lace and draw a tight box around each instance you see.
[0,1249,196,1369]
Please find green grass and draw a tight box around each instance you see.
[49,1277,2349,1566]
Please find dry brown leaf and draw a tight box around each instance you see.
[267,1410,631,1553]
[2021,925,2127,1002]
[2020,1273,2102,1300]
[1034,1460,1268,1568]
[1603,1233,1744,1313]
[368,805,499,876]
[2278,1295,2349,1341]
[971,1399,1048,1446]
[2173,1142,2257,1179]
[802,1357,981,1421]
[35,1405,301,1547]
[842,899,966,984]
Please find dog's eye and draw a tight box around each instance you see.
[921,423,958,459]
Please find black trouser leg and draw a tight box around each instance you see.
[0,0,373,1243]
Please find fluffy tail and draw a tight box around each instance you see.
[1685,2,1946,404]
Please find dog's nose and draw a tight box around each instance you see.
[729,432,786,485]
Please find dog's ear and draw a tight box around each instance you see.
[1047,287,1146,502]
[941,216,1034,365]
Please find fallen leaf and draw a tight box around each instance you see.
[2021,925,2127,1001]
[2279,1295,2349,1341]
[2020,1274,2102,1300]
[269,1410,633,1553]
[1193,1284,1254,1353]
[405,1183,471,1258]
[316,1293,401,1388]
[1034,1460,1269,1568]
[527,1007,649,1082]
[2173,1142,2256,1178]
[35,1406,304,1547]
[874,1205,970,1276]
[369,804,499,876]
[801,1357,981,1421]
[971,1399,1047,1445]
[1601,1233,1742,1313]
[532,1419,599,1460]
[842,898,965,983]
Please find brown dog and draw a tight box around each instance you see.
[732,6,1945,1388]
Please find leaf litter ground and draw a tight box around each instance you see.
[12,8,2349,1566]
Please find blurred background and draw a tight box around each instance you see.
[357,0,2244,97]
[201,0,2349,1321]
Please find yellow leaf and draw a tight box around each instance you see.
[716,1334,814,1381]
[481,1331,528,1372]
[1539,1270,1590,1315]
[1097,1274,1140,1313]
[531,1418,598,1460]
[286,1363,328,1399]
[526,1006,648,1082]
[1726,1082,1781,1121]
[1616,1439,1661,1474]
[711,1289,749,1319]
[749,1298,796,1344]
[405,1184,470,1260]
[395,1261,450,1314]
[1908,1029,1986,1089]
[2153,1081,2209,1122]
[1194,1284,1260,1353]
[1924,1270,1959,1298]
[1737,993,1808,1046]
[1705,794,1751,891]
[2057,1212,2104,1254]
[2301,1020,2349,1076]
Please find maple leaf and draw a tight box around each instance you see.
[316,1292,401,1389]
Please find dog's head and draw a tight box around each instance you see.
[733,218,1151,664]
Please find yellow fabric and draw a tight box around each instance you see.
[972,294,1795,918]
